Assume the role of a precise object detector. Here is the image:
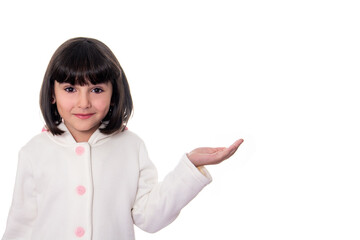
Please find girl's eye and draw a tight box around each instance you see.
[65,87,75,93]
[92,88,104,93]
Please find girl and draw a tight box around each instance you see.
[2,37,243,240]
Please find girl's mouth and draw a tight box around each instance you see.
[74,113,95,119]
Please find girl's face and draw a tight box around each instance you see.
[53,81,113,142]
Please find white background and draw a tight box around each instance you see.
[0,0,359,239]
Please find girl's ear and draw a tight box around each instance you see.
[51,96,56,104]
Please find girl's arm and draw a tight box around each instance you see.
[131,139,243,233]
[2,149,37,240]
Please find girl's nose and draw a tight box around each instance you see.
[78,92,91,109]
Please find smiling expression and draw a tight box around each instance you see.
[53,81,113,142]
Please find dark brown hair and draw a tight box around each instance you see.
[40,37,133,135]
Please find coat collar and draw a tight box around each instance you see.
[46,122,116,146]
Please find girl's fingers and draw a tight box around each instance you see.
[222,139,244,161]
[227,147,238,159]
[231,139,244,149]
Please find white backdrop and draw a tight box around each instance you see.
[0,0,359,239]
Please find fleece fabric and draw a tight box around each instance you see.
[2,124,212,240]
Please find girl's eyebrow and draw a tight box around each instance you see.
[57,81,110,88]
[57,82,73,85]
[58,82,105,86]
[92,83,111,87]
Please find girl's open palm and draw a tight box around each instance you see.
[187,139,244,167]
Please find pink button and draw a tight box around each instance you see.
[75,146,85,155]
[76,185,86,195]
[75,227,85,237]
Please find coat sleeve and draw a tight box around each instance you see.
[2,149,37,240]
[131,141,212,233]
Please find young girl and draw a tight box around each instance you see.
[2,37,243,240]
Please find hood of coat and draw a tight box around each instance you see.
[45,122,117,146]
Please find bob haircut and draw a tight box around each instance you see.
[40,37,133,135]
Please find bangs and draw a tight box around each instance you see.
[52,39,119,86]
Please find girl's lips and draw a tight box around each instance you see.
[74,113,95,119]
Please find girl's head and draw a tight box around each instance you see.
[40,37,133,136]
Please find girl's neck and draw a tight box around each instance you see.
[64,122,100,143]
[72,134,92,143]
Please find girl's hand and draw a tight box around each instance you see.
[187,139,244,167]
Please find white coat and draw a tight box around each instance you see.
[2,123,212,240]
